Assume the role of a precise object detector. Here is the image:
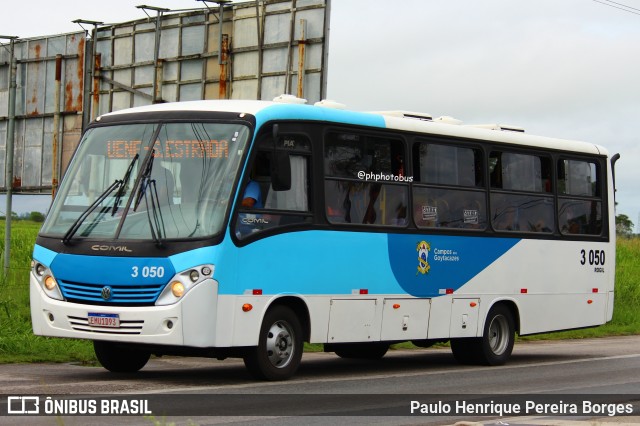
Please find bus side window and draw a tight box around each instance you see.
[412,142,486,230]
[324,132,408,227]
[490,151,553,234]
[235,136,312,240]
[557,159,602,235]
[264,155,308,211]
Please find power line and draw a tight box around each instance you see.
[603,0,640,12]
[592,0,640,16]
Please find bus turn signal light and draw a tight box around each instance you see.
[393,304,401,309]
[242,304,253,312]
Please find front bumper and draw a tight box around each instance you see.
[30,273,219,347]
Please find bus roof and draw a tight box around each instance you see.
[99,99,607,156]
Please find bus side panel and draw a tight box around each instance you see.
[227,230,613,343]
[453,239,613,336]
[515,293,608,335]
[228,230,517,343]
[380,298,430,340]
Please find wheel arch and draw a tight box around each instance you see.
[485,298,521,336]
[266,296,311,342]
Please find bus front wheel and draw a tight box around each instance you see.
[93,341,151,373]
[243,306,303,381]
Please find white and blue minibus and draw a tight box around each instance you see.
[30,97,618,380]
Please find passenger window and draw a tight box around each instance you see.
[414,143,483,187]
[489,151,554,234]
[490,151,552,193]
[558,160,599,197]
[557,159,602,235]
[491,194,554,233]
[412,142,486,230]
[324,133,408,227]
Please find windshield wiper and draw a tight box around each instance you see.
[62,154,140,244]
[62,179,121,245]
[132,155,166,247]
[133,155,154,212]
[144,180,166,247]
[111,153,139,216]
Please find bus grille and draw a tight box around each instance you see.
[58,280,165,305]
[68,315,144,335]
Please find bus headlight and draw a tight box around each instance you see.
[156,264,214,306]
[31,260,64,301]
[171,281,185,298]
[44,276,57,291]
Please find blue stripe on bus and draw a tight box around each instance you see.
[169,245,220,272]
[213,231,520,297]
[37,231,519,300]
[33,244,58,268]
[387,233,520,296]
[50,254,175,286]
[254,104,386,132]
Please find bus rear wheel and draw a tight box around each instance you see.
[451,304,515,366]
[243,306,303,381]
[93,341,151,373]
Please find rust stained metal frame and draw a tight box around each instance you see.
[0,0,330,195]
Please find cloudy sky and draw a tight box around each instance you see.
[1,0,639,231]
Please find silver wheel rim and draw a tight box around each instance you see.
[265,320,295,369]
[488,314,509,355]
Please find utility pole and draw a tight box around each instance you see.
[0,35,18,273]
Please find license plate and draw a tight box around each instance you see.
[88,313,120,328]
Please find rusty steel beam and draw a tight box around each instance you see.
[92,53,101,122]
[99,75,154,100]
[3,36,17,273]
[154,58,164,102]
[52,54,62,198]
[296,19,306,99]
[219,34,229,99]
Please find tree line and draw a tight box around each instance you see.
[0,211,46,222]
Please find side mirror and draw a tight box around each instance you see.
[271,150,291,191]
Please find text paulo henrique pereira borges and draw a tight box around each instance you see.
[410,399,634,417]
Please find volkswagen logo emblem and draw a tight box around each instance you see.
[101,286,112,300]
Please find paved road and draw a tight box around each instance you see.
[0,336,639,425]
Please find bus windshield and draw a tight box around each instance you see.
[42,121,251,240]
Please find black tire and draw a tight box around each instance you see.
[93,341,150,373]
[243,306,303,381]
[334,343,389,360]
[450,304,515,366]
[480,304,515,365]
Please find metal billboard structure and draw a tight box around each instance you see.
[0,0,330,195]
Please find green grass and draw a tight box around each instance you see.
[0,220,95,363]
[0,220,638,363]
